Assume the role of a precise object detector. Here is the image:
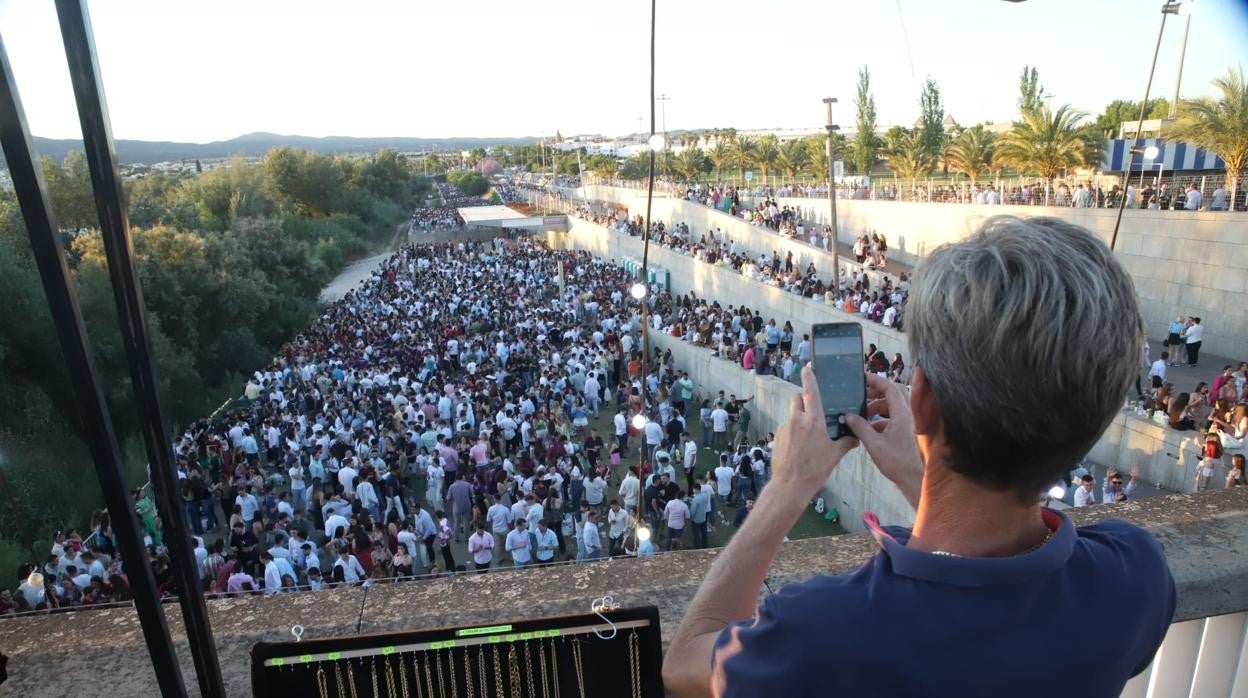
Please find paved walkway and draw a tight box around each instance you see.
[319,251,391,303]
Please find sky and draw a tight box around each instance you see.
[1,0,1246,143]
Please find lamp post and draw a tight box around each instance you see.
[657,94,671,147]
[635,0,659,470]
[823,97,841,284]
[1110,1,1186,251]
[1168,1,1195,119]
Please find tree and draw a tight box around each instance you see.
[707,144,732,179]
[884,128,936,193]
[40,152,96,233]
[804,134,829,180]
[994,104,1099,192]
[672,149,705,182]
[775,139,810,183]
[919,78,946,158]
[1018,65,1046,118]
[1168,66,1248,199]
[945,125,996,186]
[1093,98,1170,137]
[852,66,879,175]
[754,135,781,180]
[729,135,757,181]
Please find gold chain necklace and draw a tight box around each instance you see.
[335,662,347,698]
[316,665,330,698]
[424,652,436,698]
[570,641,586,698]
[435,650,448,698]
[464,648,476,698]
[347,662,360,698]
[478,646,489,698]
[628,631,641,698]
[446,650,458,698]
[491,645,505,698]
[524,642,537,698]
[385,656,398,697]
[399,654,412,698]
[508,644,523,698]
[549,639,561,698]
[538,639,550,698]
[371,659,380,698]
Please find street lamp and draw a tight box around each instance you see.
[1167,1,1195,119]
[823,97,841,285]
[1110,1,1183,251]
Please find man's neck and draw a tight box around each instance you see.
[908,464,1050,558]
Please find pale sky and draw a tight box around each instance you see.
[1,0,1246,143]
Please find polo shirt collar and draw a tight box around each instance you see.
[863,508,1075,587]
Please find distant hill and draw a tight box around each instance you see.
[16,132,540,165]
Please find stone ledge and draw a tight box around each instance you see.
[1,488,1245,696]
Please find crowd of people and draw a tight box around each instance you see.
[3,234,809,615]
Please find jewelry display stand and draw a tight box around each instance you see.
[251,603,662,698]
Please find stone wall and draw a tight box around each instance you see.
[2,488,1245,696]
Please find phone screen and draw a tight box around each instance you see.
[811,323,866,438]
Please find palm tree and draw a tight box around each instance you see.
[775,139,810,185]
[885,128,937,195]
[945,124,996,186]
[804,134,829,180]
[1168,66,1248,199]
[994,104,1097,193]
[708,144,732,180]
[675,148,706,182]
[729,135,757,183]
[754,135,781,182]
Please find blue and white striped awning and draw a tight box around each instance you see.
[1101,138,1226,173]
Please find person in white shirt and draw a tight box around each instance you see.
[710,405,730,450]
[324,512,350,539]
[288,463,307,513]
[614,410,628,454]
[1182,317,1204,367]
[1210,185,1229,211]
[581,510,604,560]
[235,487,260,525]
[261,552,285,594]
[337,461,359,497]
[486,497,514,559]
[1184,183,1202,211]
[644,418,663,465]
[606,500,630,555]
[584,473,607,511]
[506,519,533,567]
[467,523,495,572]
[1148,354,1168,385]
[1073,475,1097,507]
[355,477,379,519]
[332,547,367,584]
[619,467,641,510]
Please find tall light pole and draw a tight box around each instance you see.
[657,94,671,146]
[1111,1,1184,251]
[1167,1,1195,119]
[824,97,841,283]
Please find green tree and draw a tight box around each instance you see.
[852,66,879,175]
[1168,66,1248,198]
[775,139,810,184]
[994,104,1099,190]
[674,148,707,182]
[885,128,936,193]
[754,135,781,181]
[262,148,344,217]
[919,78,946,158]
[729,135,757,182]
[1093,98,1170,137]
[804,134,829,179]
[40,152,96,233]
[1018,65,1046,118]
[707,144,732,179]
[945,125,996,186]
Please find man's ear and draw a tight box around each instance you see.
[910,366,940,438]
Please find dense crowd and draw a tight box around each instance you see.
[4,235,794,614]
[409,207,464,232]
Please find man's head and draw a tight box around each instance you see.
[907,216,1142,501]
[1080,474,1094,490]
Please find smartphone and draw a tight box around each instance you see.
[811,323,867,439]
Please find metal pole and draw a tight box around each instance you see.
[1111,6,1170,250]
[639,0,656,436]
[53,1,225,695]
[0,36,188,698]
[1168,11,1192,119]
[823,98,840,286]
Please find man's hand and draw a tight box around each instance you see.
[769,365,857,495]
[845,373,925,509]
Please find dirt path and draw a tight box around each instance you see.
[318,223,407,303]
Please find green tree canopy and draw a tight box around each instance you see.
[945,125,997,186]
[994,104,1099,181]
[1168,66,1248,196]
[853,66,880,175]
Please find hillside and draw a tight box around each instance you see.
[18,132,540,165]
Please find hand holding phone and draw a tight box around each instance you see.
[810,323,867,440]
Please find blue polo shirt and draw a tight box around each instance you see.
[712,509,1175,697]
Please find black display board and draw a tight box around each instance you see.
[251,605,663,698]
